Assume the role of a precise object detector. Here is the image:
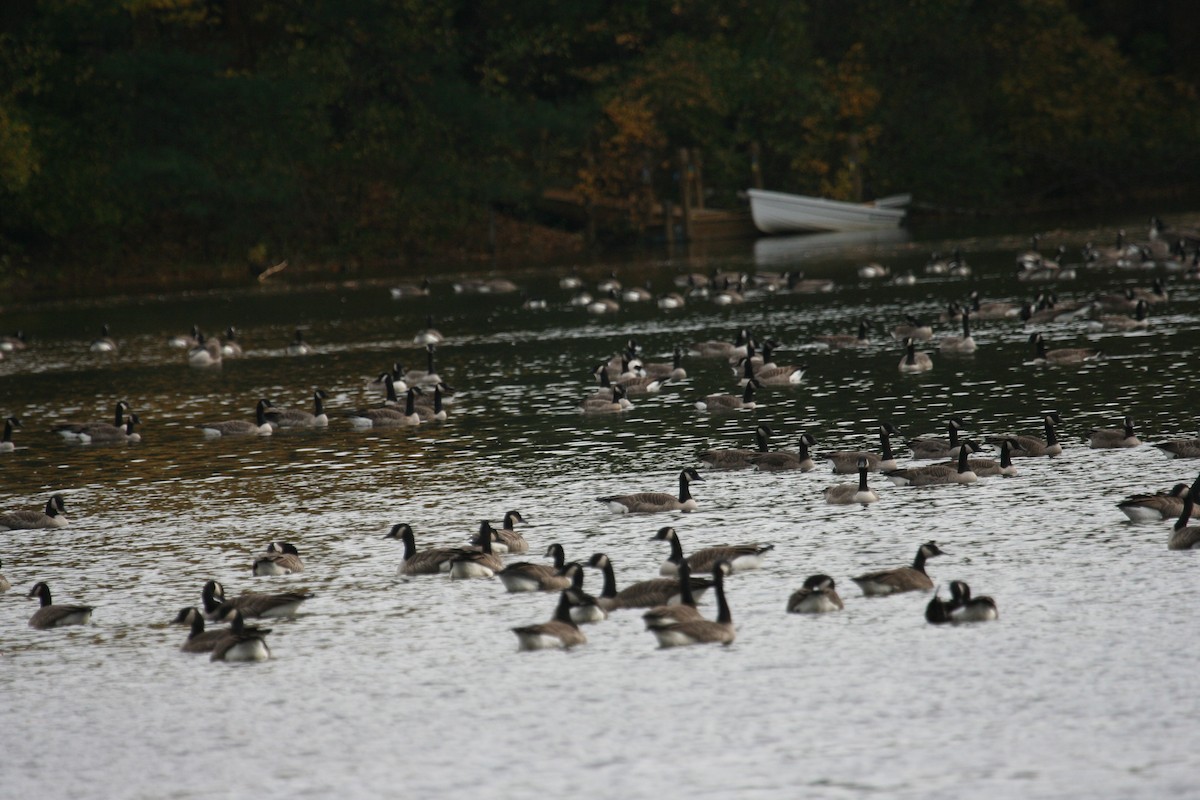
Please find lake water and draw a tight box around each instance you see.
[2,218,1199,799]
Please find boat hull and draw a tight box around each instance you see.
[747,189,908,234]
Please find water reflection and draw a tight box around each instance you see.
[1,224,1199,797]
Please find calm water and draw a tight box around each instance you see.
[2,219,1199,799]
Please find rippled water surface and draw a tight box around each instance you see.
[3,224,1200,799]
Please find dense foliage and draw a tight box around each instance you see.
[1,0,1197,275]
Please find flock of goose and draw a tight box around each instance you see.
[2,217,1200,658]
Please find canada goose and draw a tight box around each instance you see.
[712,280,746,306]
[744,337,780,370]
[653,525,773,576]
[1168,479,1200,550]
[1086,299,1149,333]
[587,291,621,315]
[1132,277,1170,304]
[0,493,69,531]
[596,272,622,292]
[622,282,653,303]
[73,413,140,444]
[814,318,871,349]
[597,467,704,514]
[1116,483,1200,523]
[586,552,712,610]
[1018,244,1072,281]
[520,293,548,310]
[89,323,118,353]
[0,330,27,351]
[559,270,583,290]
[786,574,844,613]
[1150,216,1200,248]
[966,291,1020,321]
[737,355,804,386]
[570,290,594,307]
[198,398,275,437]
[387,523,473,575]
[931,247,971,276]
[642,560,705,630]
[186,335,223,368]
[1088,415,1140,449]
[579,384,633,414]
[27,581,93,629]
[886,441,980,487]
[449,523,504,579]
[615,372,665,395]
[852,541,947,596]
[925,251,950,275]
[786,272,835,293]
[390,278,432,298]
[938,311,977,353]
[465,519,510,555]
[1093,287,1141,313]
[858,262,890,279]
[650,561,735,648]
[201,579,312,619]
[495,510,530,553]
[694,379,759,412]
[985,412,1063,457]
[928,580,999,623]
[500,560,583,594]
[498,543,571,592]
[898,337,933,373]
[1015,234,1045,269]
[827,422,900,473]
[699,424,772,470]
[512,590,589,650]
[891,270,917,286]
[657,292,686,309]
[824,457,880,504]
[689,328,751,359]
[347,380,421,428]
[414,383,449,423]
[949,437,1021,477]
[749,433,818,472]
[404,344,442,386]
[0,559,9,593]
[1029,333,1102,365]
[892,315,933,341]
[907,417,969,460]
[593,357,631,387]
[563,577,607,625]
[265,389,329,429]
[286,328,313,356]
[1154,435,1200,460]
[367,363,407,394]
[174,606,229,653]
[451,278,518,297]
[640,346,688,380]
[209,606,271,662]
[413,314,444,345]
[169,324,202,349]
[1023,292,1090,323]
[220,326,243,358]
[55,399,130,441]
[1,416,21,452]
[252,541,304,575]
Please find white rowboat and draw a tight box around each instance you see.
[747,189,910,234]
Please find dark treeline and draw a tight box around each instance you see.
[1,0,1198,280]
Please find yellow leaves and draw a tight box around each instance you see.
[0,104,38,193]
[789,43,883,201]
[122,0,213,26]
[575,95,666,210]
